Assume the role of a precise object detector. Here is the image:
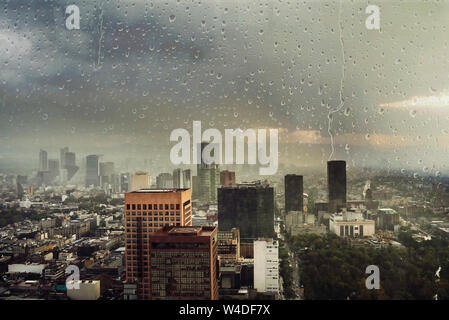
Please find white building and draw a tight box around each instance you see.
[130,172,150,191]
[67,280,101,300]
[329,210,375,237]
[254,239,279,295]
[8,263,46,274]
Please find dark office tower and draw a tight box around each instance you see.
[218,182,274,239]
[85,155,100,187]
[39,149,48,171]
[48,159,60,181]
[124,189,193,300]
[182,169,191,188]
[147,226,218,300]
[173,168,183,188]
[327,160,347,213]
[285,174,303,213]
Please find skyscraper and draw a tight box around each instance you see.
[124,188,193,299]
[39,149,48,171]
[85,155,100,187]
[218,182,274,239]
[284,174,303,213]
[64,152,76,167]
[198,164,211,201]
[192,175,198,198]
[60,149,78,183]
[172,168,183,188]
[110,173,120,193]
[197,142,220,203]
[327,160,347,213]
[146,226,219,300]
[182,169,191,189]
[156,173,173,189]
[120,173,130,193]
[60,147,69,169]
[16,181,24,199]
[99,162,115,187]
[48,159,60,182]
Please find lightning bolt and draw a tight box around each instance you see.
[95,8,104,71]
[328,0,345,161]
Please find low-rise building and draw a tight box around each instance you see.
[66,280,101,300]
[8,263,47,274]
[285,211,326,236]
[377,208,400,231]
[329,210,375,237]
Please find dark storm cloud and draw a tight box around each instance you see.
[1,0,449,173]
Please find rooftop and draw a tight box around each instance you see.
[154,225,216,237]
[169,227,202,235]
[378,208,397,214]
[221,180,271,189]
[129,188,189,193]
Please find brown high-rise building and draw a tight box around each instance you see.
[148,226,219,300]
[124,188,192,299]
[220,170,236,186]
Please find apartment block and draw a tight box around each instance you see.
[124,188,192,299]
[148,226,218,300]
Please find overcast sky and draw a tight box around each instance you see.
[1,0,449,175]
